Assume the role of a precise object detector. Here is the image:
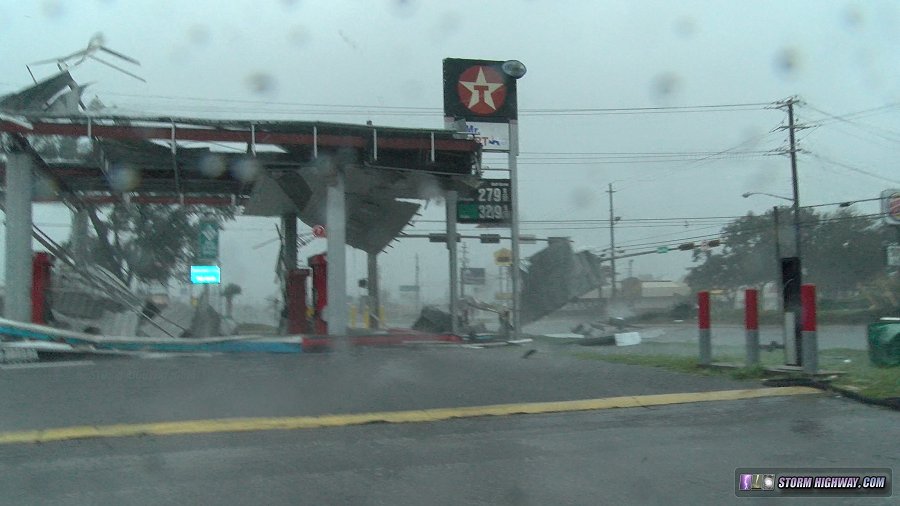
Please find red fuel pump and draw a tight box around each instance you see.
[31,252,53,324]
[308,253,328,335]
[285,268,310,334]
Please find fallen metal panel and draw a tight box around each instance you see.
[0,318,304,354]
[520,241,605,325]
[0,71,77,113]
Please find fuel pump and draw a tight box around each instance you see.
[285,268,310,334]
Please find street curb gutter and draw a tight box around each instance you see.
[762,378,900,411]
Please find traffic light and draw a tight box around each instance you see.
[678,242,695,250]
[358,279,367,289]
[707,239,721,247]
[480,234,501,244]
[428,233,460,242]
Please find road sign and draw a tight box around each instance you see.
[443,58,518,124]
[656,246,670,254]
[888,244,900,267]
[457,179,512,225]
[462,267,486,285]
[190,265,221,284]
[494,248,512,266]
[882,190,900,225]
[312,224,326,238]
[197,220,219,262]
[399,285,420,292]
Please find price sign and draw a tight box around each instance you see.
[457,179,512,224]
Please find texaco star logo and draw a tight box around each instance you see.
[457,65,507,115]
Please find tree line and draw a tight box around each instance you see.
[685,207,899,310]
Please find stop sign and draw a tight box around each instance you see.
[312,225,326,238]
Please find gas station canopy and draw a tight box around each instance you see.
[0,71,484,253]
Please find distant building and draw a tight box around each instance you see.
[564,279,691,315]
[732,283,780,311]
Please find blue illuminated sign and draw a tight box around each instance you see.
[190,265,221,284]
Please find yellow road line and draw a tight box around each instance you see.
[0,386,820,445]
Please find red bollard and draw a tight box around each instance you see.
[801,284,818,374]
[745,289,759,366]
[698,291,711,365]
[31,253,53,324]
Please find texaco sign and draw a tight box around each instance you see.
[443,58,518,123]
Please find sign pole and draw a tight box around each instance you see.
[447,190,459,335]
[509,120,521,340]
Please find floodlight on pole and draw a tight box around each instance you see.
[502,60,527,79]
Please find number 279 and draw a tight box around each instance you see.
[478,188,505,202]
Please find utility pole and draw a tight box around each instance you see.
[607,183,618,303]
[786,98,802,260]
[779,96,805,366]
[773,206,782,311]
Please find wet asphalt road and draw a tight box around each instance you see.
[0,345,896,505]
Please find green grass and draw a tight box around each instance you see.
[818,349,900,399]
[572,342,900,399]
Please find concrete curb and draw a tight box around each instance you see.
[761,377,900,411]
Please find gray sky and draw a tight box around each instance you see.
[1,0,899,305]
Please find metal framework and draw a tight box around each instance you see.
[1,72,483,335]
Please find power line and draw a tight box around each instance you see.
[804,103,900,145]
[593,211,889,252]
[616,128,784,191]
[519,150,772,156]
[804,102,900,126]
[805,152,900,185]
[92,91,775,117]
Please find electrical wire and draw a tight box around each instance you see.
[804,103,900,145]
[804,152,900,185]
[93,91,775,116]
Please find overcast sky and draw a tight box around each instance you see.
[1,0,899,306]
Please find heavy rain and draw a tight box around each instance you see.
[0,1,897,504]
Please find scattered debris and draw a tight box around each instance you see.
[0,343,39,364]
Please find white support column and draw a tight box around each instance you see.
[326,169,348,337]
[367,251,380,330]
[4,152,34,323]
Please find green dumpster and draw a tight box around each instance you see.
[867,319,900,367]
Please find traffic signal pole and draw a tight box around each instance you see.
[607,183,617,303]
